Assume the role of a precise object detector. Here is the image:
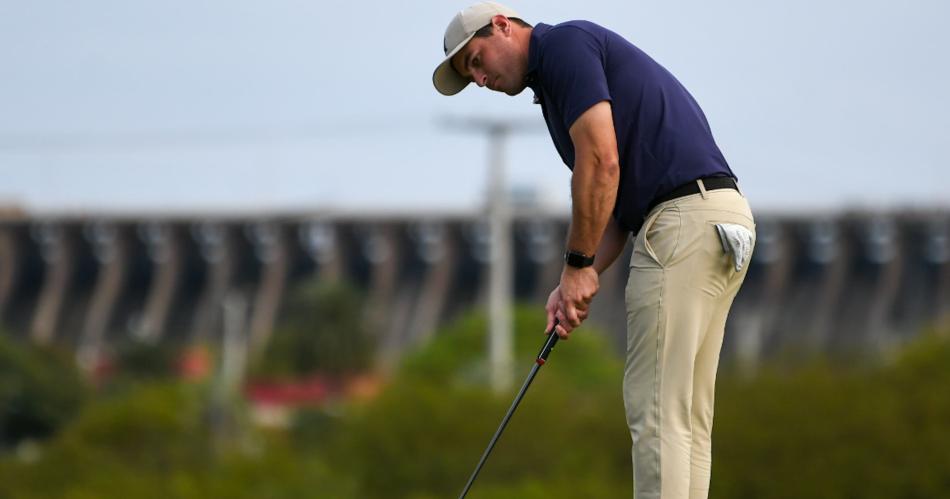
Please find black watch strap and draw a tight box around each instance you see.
[564,250,595,268]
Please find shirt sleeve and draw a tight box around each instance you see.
[538,26,612,131]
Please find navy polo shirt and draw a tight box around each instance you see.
[525,21,736,233]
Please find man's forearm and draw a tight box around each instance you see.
[565,101,620,259]
[592,216,629,274]
[566,158,619,257]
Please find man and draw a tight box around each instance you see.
[433,3,755,499]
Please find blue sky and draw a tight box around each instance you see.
[0,0,947,215]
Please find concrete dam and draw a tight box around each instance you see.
[0,209,947,371]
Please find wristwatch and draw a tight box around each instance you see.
[564,250,595,269]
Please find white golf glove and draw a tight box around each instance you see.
[715,223,754,272]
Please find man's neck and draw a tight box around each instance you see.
[514,26,533,67]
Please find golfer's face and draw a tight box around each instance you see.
[452,33,522,96]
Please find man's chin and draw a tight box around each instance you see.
[487,83,526,96]
[502,85,526,97]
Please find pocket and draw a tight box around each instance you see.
[634,206,681,268]
[706,220,756,273]
[714,223,756,271]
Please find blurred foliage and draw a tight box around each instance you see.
[2,310,950,498]
[0,382,354,499]
[0,333,87,449]
[322,306,631,499]
[320,314,950,498]
[251,279,373,379]
[331,308,630,499]
[713,332,950,499]
[110,339,180,380]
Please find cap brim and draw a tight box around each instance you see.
[432,32,477,96]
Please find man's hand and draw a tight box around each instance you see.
[544,267,598,339]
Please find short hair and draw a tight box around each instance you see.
[473,17,532,38]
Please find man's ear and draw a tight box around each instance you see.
[492,14,511,35]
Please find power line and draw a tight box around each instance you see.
[0,119,431,153]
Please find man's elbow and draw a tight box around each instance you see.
[593,154,620,185]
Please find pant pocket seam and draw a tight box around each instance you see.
[644,207,681,268]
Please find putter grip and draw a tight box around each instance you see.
[536,319,560,365]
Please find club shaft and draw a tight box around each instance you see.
[458,363,540,498]
[458,325,560,499]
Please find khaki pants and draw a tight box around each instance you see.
[623,184,754,499]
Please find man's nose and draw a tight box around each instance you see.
[473,70,488,87]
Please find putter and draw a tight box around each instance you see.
[458,319,561,499]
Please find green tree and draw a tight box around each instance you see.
[321,306,631,499]
[0,381,354,499]
[0,334,87,449]
[252,279,373,379]
[711,332,950,499]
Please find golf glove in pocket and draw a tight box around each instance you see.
[715,223,754,272]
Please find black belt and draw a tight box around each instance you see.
[646,176,738,214]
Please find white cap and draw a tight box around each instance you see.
[432,2,521,96]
